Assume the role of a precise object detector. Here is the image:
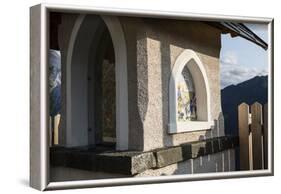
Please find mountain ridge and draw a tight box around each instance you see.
[221,75,268,136]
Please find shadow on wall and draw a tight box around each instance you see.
[171,149,235,175]
[175,134,235,174]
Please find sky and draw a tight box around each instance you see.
[220,23,269,89]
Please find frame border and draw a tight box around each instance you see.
[30,3,274,191]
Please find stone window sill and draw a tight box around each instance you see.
[168,121,214,134]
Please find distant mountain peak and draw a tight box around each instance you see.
[222,75,268,91]
[221,75,268,136]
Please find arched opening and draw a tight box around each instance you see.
[87,20,116,146]
[168,49,213,133]
[53,14,129,150]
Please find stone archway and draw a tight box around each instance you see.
[65,14,129,150]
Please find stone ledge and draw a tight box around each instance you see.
[50,136,238,175]
[97,151,156,175]
[154,146,188,168]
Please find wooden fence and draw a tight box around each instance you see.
[238,102,268,170]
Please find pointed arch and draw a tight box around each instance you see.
[168,49,213,133]
[65,14,128,150]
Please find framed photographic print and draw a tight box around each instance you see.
[30,3,274,191]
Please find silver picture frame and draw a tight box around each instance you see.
[30,3,274,191]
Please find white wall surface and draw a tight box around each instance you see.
[0,0,279,193]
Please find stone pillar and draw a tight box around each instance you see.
[120,18,149,151]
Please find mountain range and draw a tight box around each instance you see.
[221,75,268,136]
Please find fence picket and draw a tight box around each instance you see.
[251,102,263,170]
[263,103,268,169]
[238,102,268,170]
[238,103,250,170]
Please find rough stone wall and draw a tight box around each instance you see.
[120,17,148,150]
[120,18,224,151]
